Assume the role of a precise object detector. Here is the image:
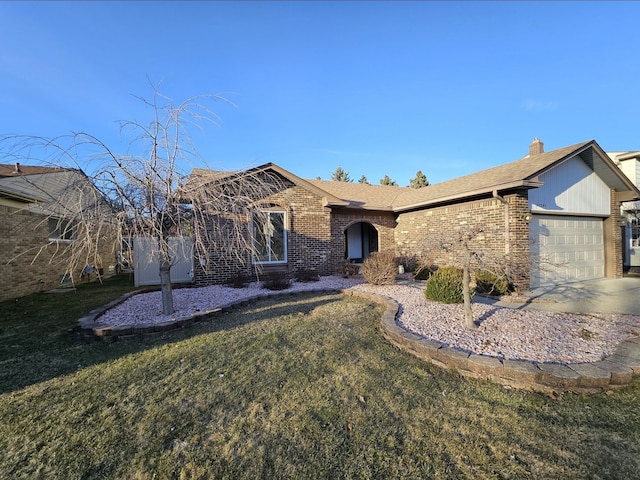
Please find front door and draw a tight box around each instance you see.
[345,222,378,262]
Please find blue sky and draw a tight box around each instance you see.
[1,1,639,186]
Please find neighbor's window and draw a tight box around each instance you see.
[48,218,75,241]
[253,211,286,263]
[632,218,640,248]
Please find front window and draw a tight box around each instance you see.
[48,218,75,241]
[253,211,286,263]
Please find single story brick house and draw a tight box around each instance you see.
[193,139,640,289]
[0,163,116,302]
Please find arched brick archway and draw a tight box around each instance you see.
[344,222,379,262]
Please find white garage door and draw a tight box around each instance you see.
[529,215,604,287]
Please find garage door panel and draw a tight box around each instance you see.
[530,215,604,287]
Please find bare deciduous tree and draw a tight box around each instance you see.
[419,225,533,329]
[1,87,284,315]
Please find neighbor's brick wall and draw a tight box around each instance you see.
[0,205,117,302]
[394,192,531,288]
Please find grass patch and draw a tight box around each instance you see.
[1,279,640,478]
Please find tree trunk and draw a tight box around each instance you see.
[159,257,174,315]
[462,262,476,329]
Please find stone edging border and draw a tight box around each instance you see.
[349,290,640,393]
[77,287,640,393]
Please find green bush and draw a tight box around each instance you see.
[414,265,435,281]
[361,250,397,285]
[414,258,438,280]
[475,270,510,296]
[425,266,468,303]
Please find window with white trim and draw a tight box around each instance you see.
[253,210,287,263]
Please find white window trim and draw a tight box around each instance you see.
[252,210,288,264]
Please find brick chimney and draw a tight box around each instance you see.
[529,138,544,156]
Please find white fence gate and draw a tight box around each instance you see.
[133,236,194,287]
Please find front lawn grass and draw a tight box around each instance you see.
[1,279,639,478]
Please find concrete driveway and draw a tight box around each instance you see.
[478,277,640,315]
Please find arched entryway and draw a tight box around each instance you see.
[344,222,379,262]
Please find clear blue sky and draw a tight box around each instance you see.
[1,1,639,185]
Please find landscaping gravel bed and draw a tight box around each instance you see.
[94,276,640,364]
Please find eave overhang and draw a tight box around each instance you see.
[393,179,543,213]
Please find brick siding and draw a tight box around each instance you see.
[0,205,117,302]
[193,184,399,285]
[394,192,531,289]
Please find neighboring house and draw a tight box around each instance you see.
[607,151,640,274]
[192,139,640,290]
[0,163,116,302]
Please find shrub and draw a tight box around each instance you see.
[261,272,291,291]
[226,273,250,289]
[396,255,418,273]
[335,260,360,278]
[294,269,319,282]
[361,250,397,285]
[414,259,438,281]
[425,266,469,304]
[475,270,510,296]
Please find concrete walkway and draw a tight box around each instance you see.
[476,277,640,316]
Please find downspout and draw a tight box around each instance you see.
[492,190,510,254]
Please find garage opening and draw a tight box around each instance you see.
[529,214,604,287]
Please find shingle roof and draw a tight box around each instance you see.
[190,140,640,212]
[390,140,595,211]
[308,139,640,211]
[0,167,98,216]
[305,179,404,210]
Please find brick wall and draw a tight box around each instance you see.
[191,178,536,287]
[329,210,397,268]
[193,184,400,285]
[394,192,531,289]
[0,204,117,302]
[605,190,624,278]
[194,184,334,284]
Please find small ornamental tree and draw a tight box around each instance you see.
[421,225,531,329]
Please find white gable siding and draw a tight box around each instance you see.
[529,156,610,216]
